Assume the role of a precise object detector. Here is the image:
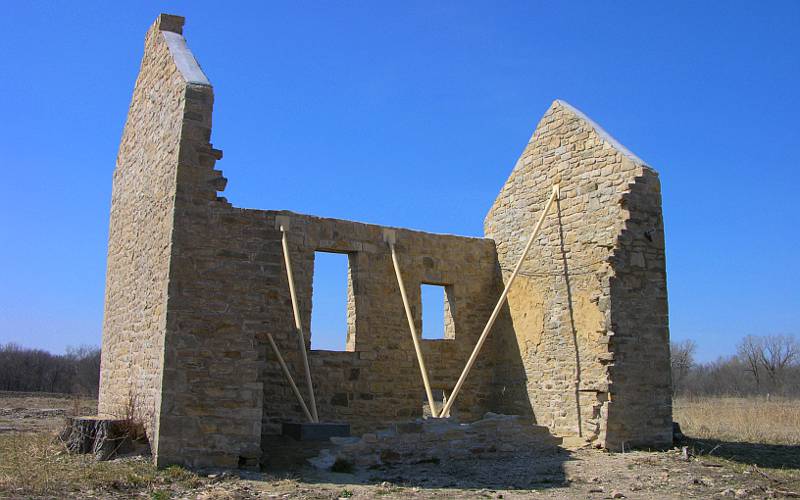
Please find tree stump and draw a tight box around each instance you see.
[59,416,147,460]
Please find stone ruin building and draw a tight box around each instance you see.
[97,14,672,468]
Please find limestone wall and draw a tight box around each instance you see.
[257,212,499,438]
[485,100,672,449]
[98,14,192,456]
[153,31,265,469]
[157,201,499,467]
[605,168,672,448]
[99,13,265,469]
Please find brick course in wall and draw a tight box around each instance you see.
[98,14,672,468]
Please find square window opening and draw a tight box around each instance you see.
[310,251,356,351]
[420,283,455,340]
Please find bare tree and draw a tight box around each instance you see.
[0,343,101,396]
[760,334,799,394]
[667,334,800,397]
[66,345,102,396]
[737,335,764,391]
[670,339,697,395]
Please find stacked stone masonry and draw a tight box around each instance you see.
[308,413,562,470]
[98,14,673,469]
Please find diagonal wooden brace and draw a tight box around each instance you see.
[440,184,560,418]
[266,333,314,423]
[277,215,319,422]
[384,228,440,418]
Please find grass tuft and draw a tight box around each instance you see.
[0,432,204,497]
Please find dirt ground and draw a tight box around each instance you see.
[0,392,96,434]
[1,392,799,499]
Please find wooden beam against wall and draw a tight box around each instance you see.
[277,216,319,423]
[384,229,440,418]
[266,333,314,423]
[440,184,560,418]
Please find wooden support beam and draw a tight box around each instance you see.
[278,217,319,422]
[384,229,439,418]
[266,333,314,423]
[440,184,560,418]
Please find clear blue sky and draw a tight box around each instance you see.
[1,1,798,362]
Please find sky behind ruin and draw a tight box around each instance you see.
[1,1,798,362]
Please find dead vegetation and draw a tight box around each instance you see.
[0,432,204,498]
[0,392,200,498]
[1,393,799,498]
[674,396,800,446]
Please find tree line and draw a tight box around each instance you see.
[0,343,101,396]
[671,334,800,398]
[2,334,798,399]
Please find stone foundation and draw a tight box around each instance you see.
[309,413,562,470]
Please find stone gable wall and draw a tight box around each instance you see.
[98,14,191,458]
[153,28,265,469]
[484,100,671,449]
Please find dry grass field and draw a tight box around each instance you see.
[1,392,799,499]
[674,396,800,446]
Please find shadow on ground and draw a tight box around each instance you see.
[687,437,800,469]
[262,434,574,491]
